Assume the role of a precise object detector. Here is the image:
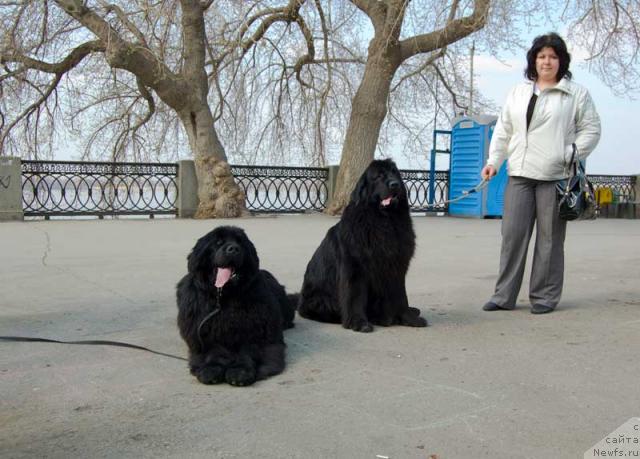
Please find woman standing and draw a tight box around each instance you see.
[482,32,601,314]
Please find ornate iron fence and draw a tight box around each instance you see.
[231,165,448,213]
[402,169,449,212]
[20,160,634,217]
[590,175,636,203]
[21,160,178,217]
[231,165,329,212]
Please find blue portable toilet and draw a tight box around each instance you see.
[448,115,507,217]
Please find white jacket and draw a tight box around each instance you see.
[487,78,601,180]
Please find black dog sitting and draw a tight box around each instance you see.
[298,159,427,332]
[176,226,296,386]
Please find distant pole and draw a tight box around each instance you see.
[469,41,475,115]
[428,81,439,205]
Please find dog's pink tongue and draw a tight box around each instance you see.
[215,267,233,288]
[381,197,392,206]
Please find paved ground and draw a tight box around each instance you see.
[1,215,639,459]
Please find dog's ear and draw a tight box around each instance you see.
[238,229,260,272]
[350,168,369,205]
[187,235,213,287]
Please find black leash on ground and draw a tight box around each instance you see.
[0,336,187,362]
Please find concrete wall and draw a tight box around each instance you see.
[177,160,198,218]
[326,165,340,200]
[0,157,24,221]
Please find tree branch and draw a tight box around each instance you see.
[350,0,377,16]
[391,48,446,93]
[349,0,387,32]
[399,0,490,61]
[52,0,186,110]
[292,13,315,88]
[102,2,149,47]
[235,0,306,58]
[0,73,62,151]
[1,40,105,74]
[431,63,467,111]
[201,0,215,11]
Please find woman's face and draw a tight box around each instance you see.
[536,46,560,82]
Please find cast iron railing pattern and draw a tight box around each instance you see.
[21,160,178,217]
[231,165,328,212]
[20,160,635,217]
[590,175,636,203]
[401,169,449,212]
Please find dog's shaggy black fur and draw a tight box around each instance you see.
[298,159,427,332]
[176,226,296,386]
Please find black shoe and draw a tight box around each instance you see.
[483,301,508,311]
[531,304,554,314]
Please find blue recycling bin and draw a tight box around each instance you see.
[448,115,507,218]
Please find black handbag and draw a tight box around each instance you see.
[556,145,597,221]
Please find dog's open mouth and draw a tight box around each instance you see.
[215,267,237,288]
[381,195,396,207]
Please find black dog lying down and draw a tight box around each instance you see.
[298,159,427,332]
[176,226,296,386]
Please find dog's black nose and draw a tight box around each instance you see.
[388,180,400,190]
[225,243,240,255]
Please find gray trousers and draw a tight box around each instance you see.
[490,176,567,309]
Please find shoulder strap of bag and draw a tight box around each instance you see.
[563,144,578,190]
[569,143,578,176]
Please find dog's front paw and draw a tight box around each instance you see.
[196,365,226,385]
[225,367,257,386]
[349,320,373,333]
[372,315,397,327]
[399,310,428,327]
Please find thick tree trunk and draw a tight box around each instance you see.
[179,104,246,218]
[177,0,245,219]
[326,51,399,215]
[53,0,246,219]
[326,0,490,215]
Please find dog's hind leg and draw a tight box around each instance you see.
[281,293,298,329]
[256,343,286,380]
[298,294,341,323]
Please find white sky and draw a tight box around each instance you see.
[474,43,638,176]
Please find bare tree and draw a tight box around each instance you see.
[563,0,640,95]
[0,0,313,218]
[314,0,490,213]
[224,1,498,172]
[2,1,638,218]
[239,0,640,213]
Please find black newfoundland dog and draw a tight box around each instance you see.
[176,226,296,386]
[298,158,427,332]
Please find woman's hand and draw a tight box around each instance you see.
[481,165,497,181]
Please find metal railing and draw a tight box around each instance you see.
[21,160,178,217]
[230,165,449,213]
[402,169,449,212]
[590,175,636,203]
[20,160,635,218]
[231,165,328,213]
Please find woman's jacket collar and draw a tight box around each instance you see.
[525,77,574,95]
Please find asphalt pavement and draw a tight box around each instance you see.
[1,215,639,458]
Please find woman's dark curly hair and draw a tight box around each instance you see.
[524,32,572,82]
